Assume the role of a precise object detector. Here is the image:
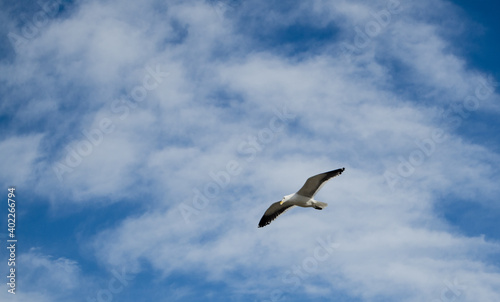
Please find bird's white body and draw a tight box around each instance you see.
[282,193,318,207]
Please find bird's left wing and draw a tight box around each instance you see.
[296,168,345,198]
[258,201,296,228]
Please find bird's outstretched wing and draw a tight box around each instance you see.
[258,201,296,228]
[296,168,345,198]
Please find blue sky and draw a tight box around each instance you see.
[1,0,500,301]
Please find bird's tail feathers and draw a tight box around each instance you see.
[313,201,328,210]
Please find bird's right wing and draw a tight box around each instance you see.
[258,201,296,228]
[296,168,345,198]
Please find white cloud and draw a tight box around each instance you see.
[1,249,84,301]
[0,134,43,188]
[19,248,82,290]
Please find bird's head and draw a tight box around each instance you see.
[280,197,285,205]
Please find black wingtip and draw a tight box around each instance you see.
[258,219,268,228]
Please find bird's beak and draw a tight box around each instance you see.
[280,200,284,205]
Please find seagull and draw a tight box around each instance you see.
[258,168,345,228]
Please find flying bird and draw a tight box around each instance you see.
[258,168,345,228]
